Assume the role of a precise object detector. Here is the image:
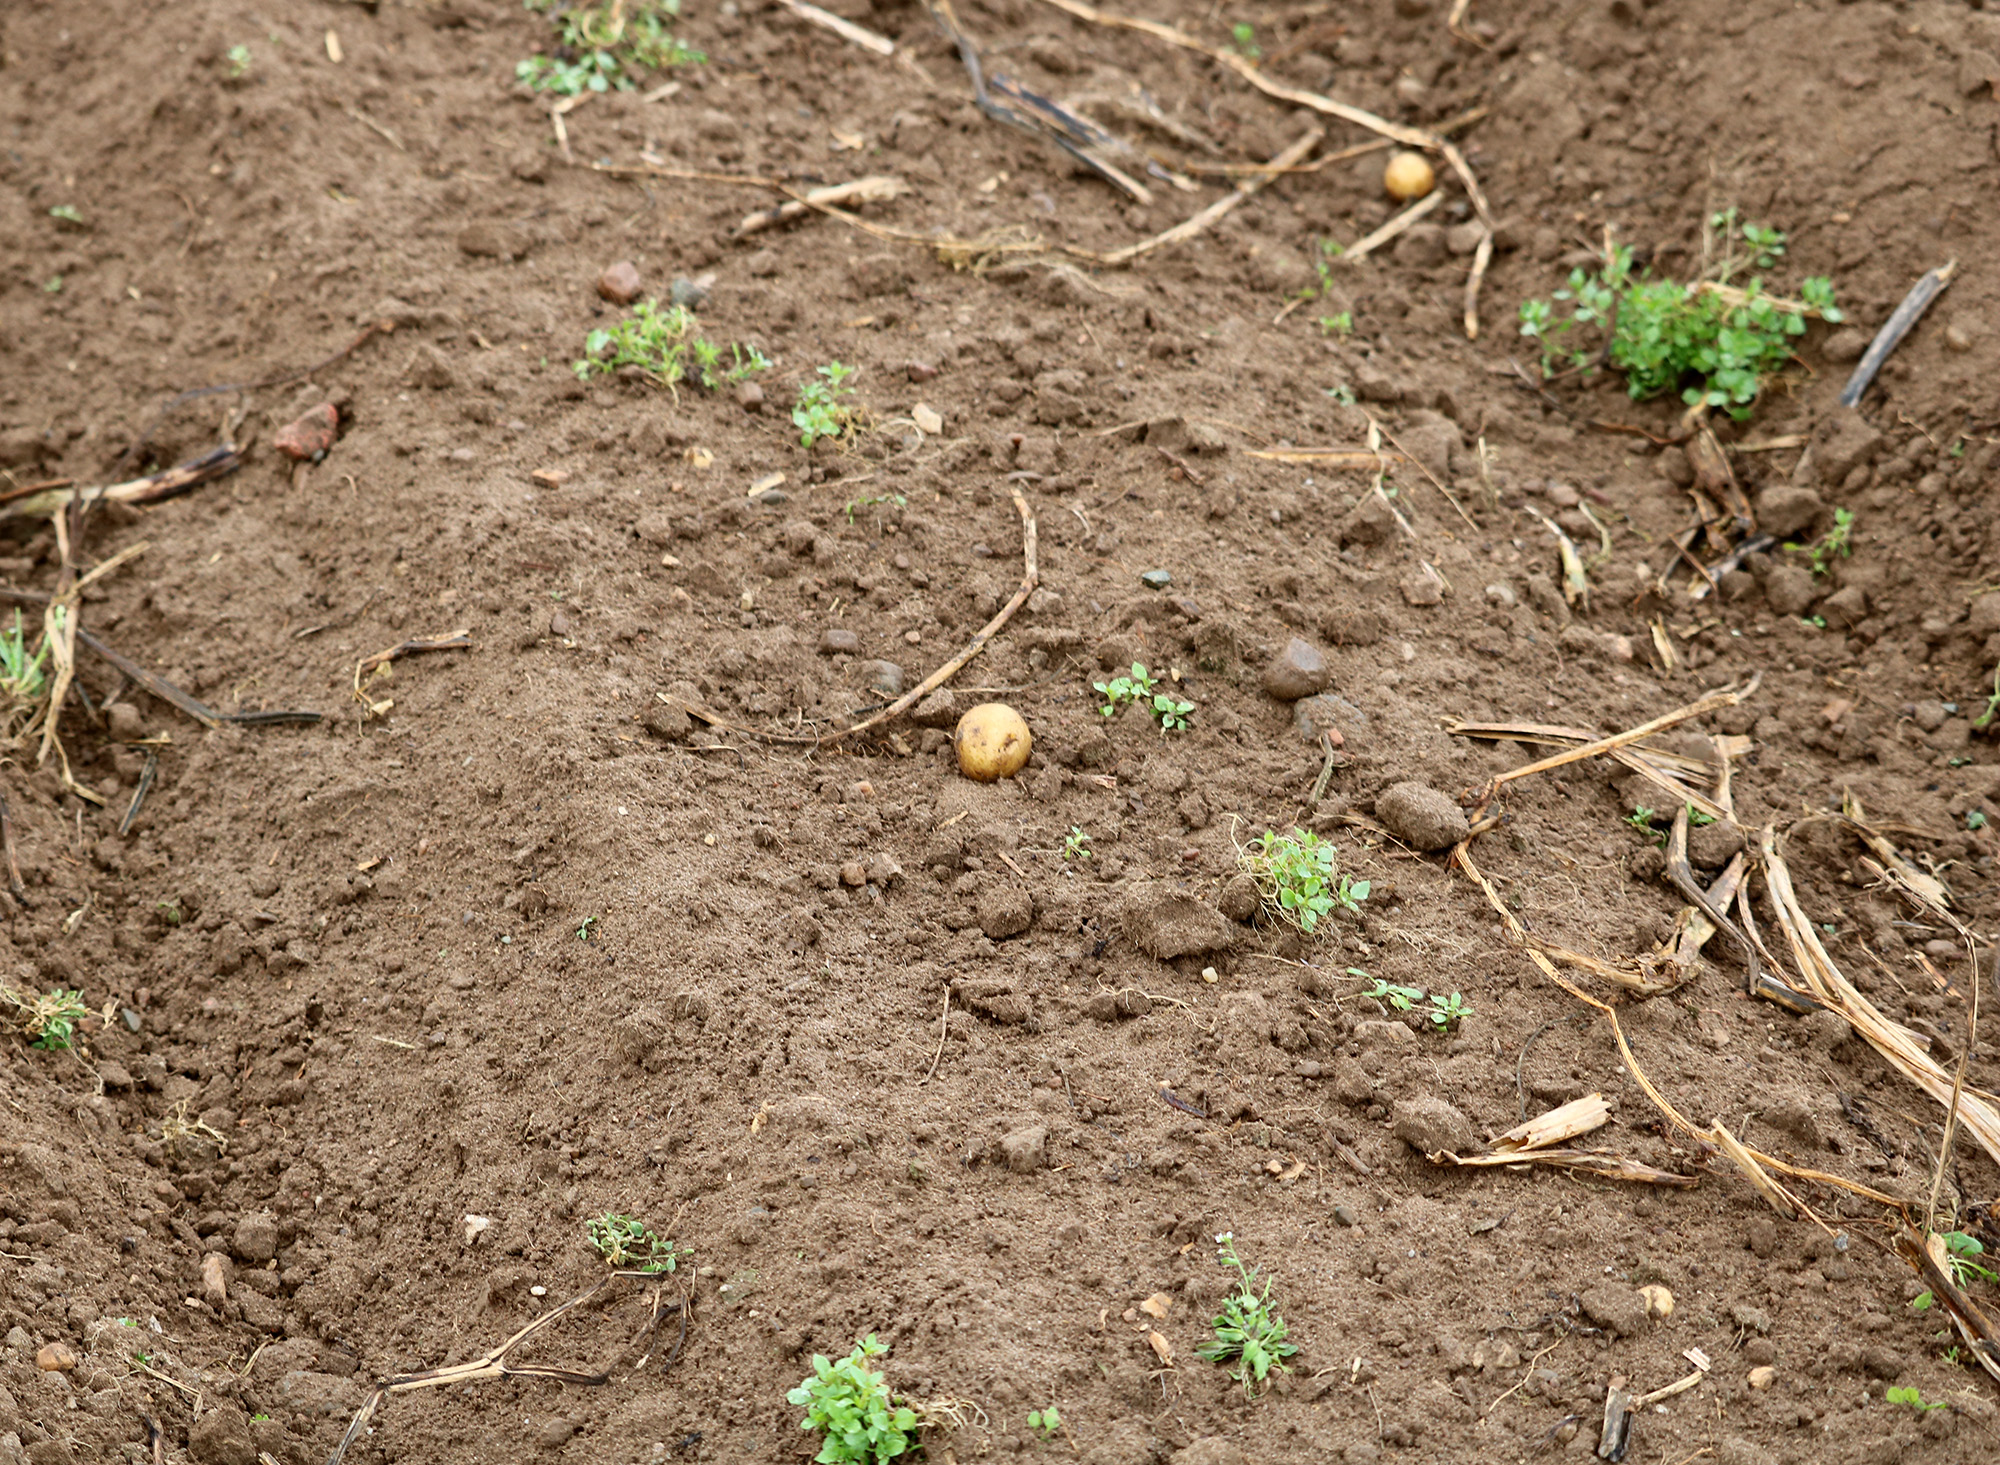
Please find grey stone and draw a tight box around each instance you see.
[1374,781,1469,851]
[1262,637,1330,700]
[819,628,861,655]
[1391,1095,1476,1155]
[1000,1125,1049,1173]
[1578,1282,1650,1338]
[1140,569,1173,590]
[857,659,904,698]
[538,1419,577,1451]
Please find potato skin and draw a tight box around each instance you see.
[1383,151,1435,201]
[954,703,1031,782]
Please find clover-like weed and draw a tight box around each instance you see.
[1784,506,1854,577]
[1062,827,1092,862]
[0,986,90,1050]
[574,301,764,392]
[788,1335,918,1465]
[1426,991,1474,1031]
[1913,1231,1998,1312]
[1195,1233,1299,1396]
[517,0,704,95]
[584,1213,688,1274]
[1026,1406,1062,1443]
[795,362,860,447]
[1238,828,1367,935]
[1094,663,1158,716]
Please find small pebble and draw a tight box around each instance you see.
[1261,637,1330,701]
[1747,1365,1776,1390]
[1333,1205,1358,1227]
[273,403,339,462]
[735,381,765,413]
[36,1342,76,1372]
[1140,569,1173,590]
[596,260,642,305]
[670,272,715,308]
[820,629,861,655]
[906,361,939,382]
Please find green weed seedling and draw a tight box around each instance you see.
[1196,1233,1299,1397]
[1093,663,1158,717]
[1239,829,1368,935]
[1364,977,1425,1012]
[0,610,49,708]
[225,45,251,79]
[1518,213,1842,419]
[48,205,83,225]
[1228,22,1260,58]
[1,986,90,1049]
[1026,1407,1062,1443]
[1150,692,1195,733]
[574,301,763,392]
[585,1213,688,1274]
[843,491,906,525]
[1885,1385,1946,1414]
[1913,1232,1999,1313]
[517,0,703,95]
[575,914,599,942]
[1784,506,1855,577]
[788,1335,919,1465]
[795,362,860,447]
[1318,311,1353,338]
[1624,806,1667,845]
[1426,992,1474,1031]
[1062,827,1092,862]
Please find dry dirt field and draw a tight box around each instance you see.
[2,1,1999,1463]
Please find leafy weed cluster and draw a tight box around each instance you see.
[795,362,861,447]
[1786,506,1855,576]
[1519,211,1842,418]
[1237,828,1367,934]
[1195,1234,1299,1396]
[574,300,769,389]
[788,1335,919,1465]
[584,1213,688,1274]
[0,986,91,1050]
[1092,662,1194,731]
[1359,975,1473,1032]
[1913,1231,1997,1313]
[517,0,704,96]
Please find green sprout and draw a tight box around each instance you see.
[842,491,906,525]
[576,915,599,942]
[1624,806,1667,845]
[1150,692,1195,733]
[1913,1232,1999,1313]
[1026,1407,1062,1442]
[584,1213,688,1274]
[1969,811,1989,832]
[1324,383,1357,406]
[1364,977,1425,1012]
[1783,507,1855,577]
[516,0,704,95]
[1686,804,1717,827]
[1518,216,1842,420]
[225,45,252,77]
[573,300,762,392]
[794,362,860,447]
[1,986,91,1050]
[1425,992,1474,1031]
[1195,1233,1299,1396]
[0,610,50,708]
[787,1335,919,1465]
[1885,1385,1947,1414]
[1061,827,1092,862]
[48,205,83,225]
[42,275,62,294]
[1238,829,1368,935]
[1318,311,1353,337]
[1093,662,1158,716]
[1228,22,1261,58]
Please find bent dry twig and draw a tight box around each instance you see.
[671,489,1038,747]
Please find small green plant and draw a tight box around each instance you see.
[794,362,860,447]
[1969,811,1989,832]
[48,205,82,225]
[1149,692,1195,733]
[1195,1233,1298,1396]
[1624,806,1667,844]
[1364,977,1425,1012]
[1228,22,1261,58]
[250,1414,271,1424]
[1913,1231,1998,1311]
[0,986,90,1050]
[787,1335,919,1465]
[1238,829,1368,935]
[155,901,184,927]
[517,0,704,95]
[1324,383,1357,406]
[1686,804,1717,827]
[225,45,251,78]
[41,275,62,294]
[842,490,906,524]
[1784,506,1855,577]
[1885,1385,1947,1413]
[1062,827,1092,861]
[575,914,599,942]
[584,1212,688,1274]
[1518,214,1842,419]
[1094,662,1158,716]
[1318,311,1353,337]
[574,300,762,392]
[1973,661,2000,732]
[0,610,50,708]
[1426,991,1474,1031]
[1026,1407,1062,1442]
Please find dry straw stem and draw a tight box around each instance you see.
[671,489,1037,747]
[734,176,909,238]
[326,1272,686,1465]
[0,444,241,522]
[350,632,472,721]
[1338,188,1445,262]
[1431,1093,1698,1187]
[1029,0,1496,334]
[1893,1227,2000,1383]
[779,0,895,54]
[1759,829,2000,1169]
[1707,1119,1810,1223]
[1068,126,1322,266]
[1447,717,1729,823]
[1365,412,1477,531]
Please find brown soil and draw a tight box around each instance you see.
[3,1,1999,1463]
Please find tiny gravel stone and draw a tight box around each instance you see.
[1374,781,1469,850]
[669,273,715,308]
[1000,1124,1048,1173]
[1391,1095,1476,1155]
[1400,567,1444,606]
[857,659,904,697]
[1578,1282,1650,1338]
[1140,569,1173,590]
[595,260,642,304]
[1261,637,1330,700]
[538,1419,578,1451]
[234,1213,279,1264]
[547,610,572,639]
[735,381,765,413]
[820,629,861,655]
[35,1342,76,1372]
[274,403,339,461]
[839,862,867,887]
[907,360,939,382]
[1333,1204,1358,1227]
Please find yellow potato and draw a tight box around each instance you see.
[1383,150,1435,201]
[954,702,1031,782]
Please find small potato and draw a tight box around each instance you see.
[1383,150,1435,201]
[954,702,1032,782]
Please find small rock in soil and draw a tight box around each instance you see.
[34,1342,75,1372]
[735,381,765,413]
[538,1419,578,1452]
[1754,484,1822,538]
[1578,1282,1651,1338]
[643,701,691,740]
[1333,1204,1358,1227]
[1374,781,1469,850]
[819,628,861,655]
[1261,637,1330,700]
[595,260,642,304]
[1293,694,1350,746]
[1000,1124,1049,1173]
[1082,989,1151,1021]
[1339,494,1399,546]
[670,273,715,308]
[201,1252,229,1304]
[1217,873,1259,922]
[977,885,1033,939]
[273,403,338,461]
[234,1212,279,1264]
[1169,1441,1247,1465]
[1686,819,1746,867]
[1117,881,1238,958]
[1399,566,1444,606]
[1762,564,1820,618]
[857,659,904,697]
[1390,1095,1475,1154]
[1821,585,1868,629]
